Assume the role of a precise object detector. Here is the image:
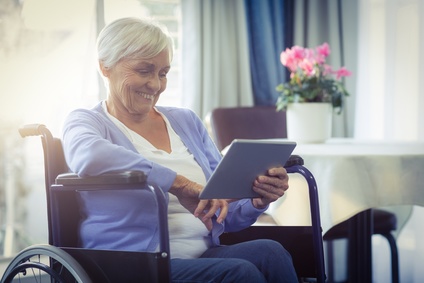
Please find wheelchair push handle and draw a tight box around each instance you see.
[18,124,48,138]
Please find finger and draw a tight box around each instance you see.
[194,199,209,217]
[253,184,285,198]
[197,212,213,231]
[194,203,214,230]
[216,201,229,224]
[201,199,221,220]
[267,168,289,182]
[203,218,213,231]
[267,167,288,179]
[255,176,287,191]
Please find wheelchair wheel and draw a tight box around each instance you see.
[1,244,92,283]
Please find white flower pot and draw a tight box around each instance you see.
[286,102,332,143]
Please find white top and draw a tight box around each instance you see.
[102,102,211,259]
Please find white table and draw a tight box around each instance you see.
[271,139,424,282]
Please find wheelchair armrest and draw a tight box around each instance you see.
[55,170,147,186]
[51,170,170,256]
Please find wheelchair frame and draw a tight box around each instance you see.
[1,124,326,283]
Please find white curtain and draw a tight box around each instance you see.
[355,0,424,141]
[181,0,254,119]
[355,2,424,281]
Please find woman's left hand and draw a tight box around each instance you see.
[251,166,289,209]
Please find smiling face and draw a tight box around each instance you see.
[102,48,171,119]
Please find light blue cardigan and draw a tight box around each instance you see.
[62,102,267,252]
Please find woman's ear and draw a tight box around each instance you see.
[99,61,109,77]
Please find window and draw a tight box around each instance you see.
[104,0,183,107]
[0,0,182,256]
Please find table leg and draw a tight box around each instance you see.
[347,209,373,283]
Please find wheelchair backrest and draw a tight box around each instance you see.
[19,124,77,246]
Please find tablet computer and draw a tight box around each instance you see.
[199,139,296,199]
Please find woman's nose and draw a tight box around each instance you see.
[147,74,161,92]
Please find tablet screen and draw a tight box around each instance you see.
[199,139,296,199]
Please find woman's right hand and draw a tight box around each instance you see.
[169,175,228,230]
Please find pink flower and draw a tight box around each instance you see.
[280,46,306,72]
[300,59,316,77]
[316,42,330,57]
[279,43,351,81]
[291,46,306,60]
[335,67,352,79]
[322,64,333,76]
[314,43,330,65]
[280,48,290,65]
[276,42,351,112]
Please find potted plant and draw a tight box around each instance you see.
[275,42,351,143]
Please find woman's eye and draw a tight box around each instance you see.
[137,69,149,75]
[160,72,168,78]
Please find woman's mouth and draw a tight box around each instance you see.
[136,92,155,100]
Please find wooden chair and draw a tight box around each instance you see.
[206,105,286,151]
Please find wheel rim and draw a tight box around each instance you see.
[1,244,92,283]
[4,261,64,282]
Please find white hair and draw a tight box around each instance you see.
[97,17,174,69]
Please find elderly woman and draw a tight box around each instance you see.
[62,17,297,282]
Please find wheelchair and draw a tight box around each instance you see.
[1,124,326,283]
